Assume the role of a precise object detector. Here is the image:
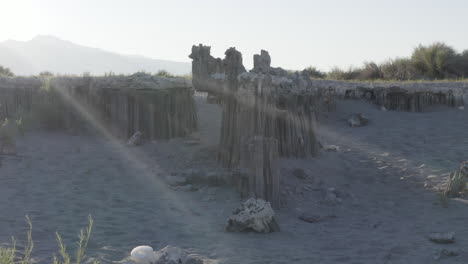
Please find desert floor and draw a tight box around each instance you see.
[1,95,468,264]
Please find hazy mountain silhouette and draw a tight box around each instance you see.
[0,35,191,76]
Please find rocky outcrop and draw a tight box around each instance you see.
[0,74,198,141]
[226,198,280,233]
[311,79,467,112]
[189,45,320,170]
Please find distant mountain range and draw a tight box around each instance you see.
[0,35,191,76]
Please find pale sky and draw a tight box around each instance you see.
[1,0,467,71]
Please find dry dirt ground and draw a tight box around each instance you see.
[1,95,468,264]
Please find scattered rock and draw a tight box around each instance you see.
[130,245,203,264]
[347,113,369,127]
[164,175,187,186]
[226,198,280,233]
[292,168,308,179]
[433,248,459,260]
[428,232,455,244]
[323,145,339,152]
[127,131,142,146]
[298,213,336,223]
[130,245,156,264]
[322,188,342,206]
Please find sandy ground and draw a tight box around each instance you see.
[1,95,468,263]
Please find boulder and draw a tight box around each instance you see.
[347,113,369,127]
[127,131,143,146]
[226,198,280,233]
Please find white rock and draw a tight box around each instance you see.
[225,198,280,233]
[323,145,339,152]
[131,246,157,264]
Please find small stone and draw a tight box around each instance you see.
[127,131,142,146]
[433,248,459,260]
[323,145,339,152]
[322,188,342,206]
[164,175,187,186]
[347,113,369,127]
[428,232,455,244]
[298,213,336,223]
[292,168,308,179]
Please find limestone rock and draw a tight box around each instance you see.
[347,113,369,127]
[322,188,342,206]
[130,245,156,264]
[226,198,280,233]
[323,145,339,152]
[127,131,142,146]
[428,232,455,244]
[130,245,203,264]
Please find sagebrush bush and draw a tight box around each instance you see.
[327,66,361,80]
[303,66,326,79]
[380,58,417,80]
[411,42,458,79]
[0,65,14,77]
[358,62,382,80]
[155,70,174,78]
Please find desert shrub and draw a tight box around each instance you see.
[155,70,174,78]
[39,71,54,78]
[327,66,361,80]
[0,65,14,77]
[411,42,458,79]
[357,61,382,80]
[380,58,417,80]
[303,66,326,79]
[0,216,98,264]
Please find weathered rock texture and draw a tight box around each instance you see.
[311,80,468,112]
[190,45,321,206]
[0,74,197,140]
[240,136,280,208]
[189,44,320,169]
[226,198,280,233]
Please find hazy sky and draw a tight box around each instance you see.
[1,0,467,71]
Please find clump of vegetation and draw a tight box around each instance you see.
[0,216,99,264]
[155,70,174,78]
[303,66,326,79]
[327,66,361,80]
[0,65,14,77]
[325,42,468,81]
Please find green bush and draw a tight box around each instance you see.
[411,42,458,79]
[0,216,99,264]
